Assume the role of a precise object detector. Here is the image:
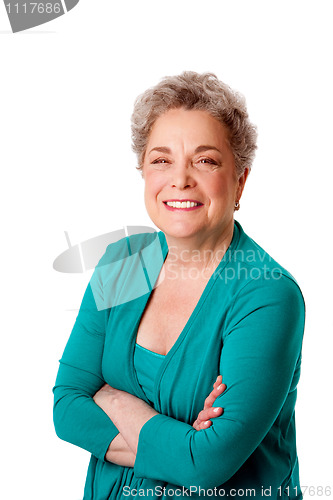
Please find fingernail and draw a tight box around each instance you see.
[217,384,223,390]
[213,407,221,413]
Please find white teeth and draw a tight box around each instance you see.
[166,201,199,208]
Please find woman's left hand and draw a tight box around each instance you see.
[93,374,226,457]
[192,375,226,430]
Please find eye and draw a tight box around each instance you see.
[151,158,169,164]
[195,157,220,170]
[150,158,171,170]
[198,158,218,165]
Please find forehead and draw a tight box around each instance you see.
[147,108,230,148]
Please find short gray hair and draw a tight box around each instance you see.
[131,71,257,176]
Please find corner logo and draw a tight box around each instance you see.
[53,227,165,310]
[3,0,79,33]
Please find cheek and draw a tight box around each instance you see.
[208,175,238,206]
[144,173,164,206]
[144,172,165,197]
[208,177,230,198]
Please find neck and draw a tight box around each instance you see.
[164,219,235,272]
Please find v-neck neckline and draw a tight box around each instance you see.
[130,222,240,406]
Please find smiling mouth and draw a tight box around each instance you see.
[163,200,203,211]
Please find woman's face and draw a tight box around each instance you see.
[142,108,248,243]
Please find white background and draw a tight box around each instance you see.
[1,1,332,498]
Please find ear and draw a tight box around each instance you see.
[236,167,249,201]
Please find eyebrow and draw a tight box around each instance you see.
[149,146,172,154]
[194,145,222,154]
[148,145,222,155]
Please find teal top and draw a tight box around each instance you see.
[134,344,165,405]
[53,221,305,499]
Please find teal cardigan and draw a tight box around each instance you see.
[53,221,305,499]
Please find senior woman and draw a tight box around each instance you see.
[53,72,305,499]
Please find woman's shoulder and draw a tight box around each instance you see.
[219,222,306,331]
[227,221,305,308]
[89,229,166,310]
[233,221,298,283]
[96,228,163,268]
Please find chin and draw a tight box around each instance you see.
[159,220,203,240]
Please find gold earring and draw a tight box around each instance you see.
[234,201,240,211]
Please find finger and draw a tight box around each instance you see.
[204,376,225,409]
[193,420,201,431]
[197,406,223,422]
[212,383,227,398]
[192,418,205,431]
[213,375,223,390]
[203,383,227,409]
[192,419,212,431]
[199,420,212,430]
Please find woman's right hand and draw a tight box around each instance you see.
[192,375,226,431]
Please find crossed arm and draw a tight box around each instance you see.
[94,376,226,467]
[54,274,305,487]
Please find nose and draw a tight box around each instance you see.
[170,161,196,190]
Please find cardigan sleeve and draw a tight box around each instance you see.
[134,274,305,489]
[52,281,119,461]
